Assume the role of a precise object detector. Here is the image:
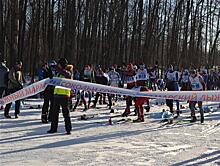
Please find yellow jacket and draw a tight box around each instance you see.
[54,86,71,97]
[54,69,71,97]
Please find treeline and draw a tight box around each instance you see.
[0,0,220,74]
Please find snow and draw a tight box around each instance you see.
[0,98,220,166]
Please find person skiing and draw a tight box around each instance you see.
[83,64,94,108]
[149,66,157,91]
[179,69,190,91]
[164,65,180,118]
[91,65,109,108]
[188,70,206,123]
[122,63,136,117]
[133,63,150,122]
[107,66,121,112]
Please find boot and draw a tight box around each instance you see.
[133,118,142,123]
[168,119,173,124]
[15,114,19,119]
[133,116,144,123]
[200,109,204,123]
[110,109,114,114]
[200,115,204,123]
[140,115,144,122]
[79,100,83,106]
[4,114,11,119]
[174,110,180,119]
[66,131,71,135]
[190,116,197,123]
[47,129,57,133]
[144,105,150,112]
[88,102,91,109]
[122,108,130,117]
[83,107,88,112]
[41,114,48,123]
[134,108,138,116]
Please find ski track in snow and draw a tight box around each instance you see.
[0,99,220,166]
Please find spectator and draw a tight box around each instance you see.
[4,61,24,118]
[0,59,9,109]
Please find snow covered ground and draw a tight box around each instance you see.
[0,98,220,166]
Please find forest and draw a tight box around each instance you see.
[0,0,220,73]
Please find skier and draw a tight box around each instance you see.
[188,70,206,123]
[83,64,94,108]
[122,63,136,117]
[91,65,109,108]
[133,63,150,122]
[149,66,157,91]
[164,65,180,117]
[179,69,190,91]
[108,66,121,112]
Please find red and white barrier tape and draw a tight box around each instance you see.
[0,77,219,106]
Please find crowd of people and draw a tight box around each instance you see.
[1,58,220,134]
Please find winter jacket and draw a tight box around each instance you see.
[95,70,109,85]
[108,70,121,87]
[54,66,72,98]
[8,67,23,90]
